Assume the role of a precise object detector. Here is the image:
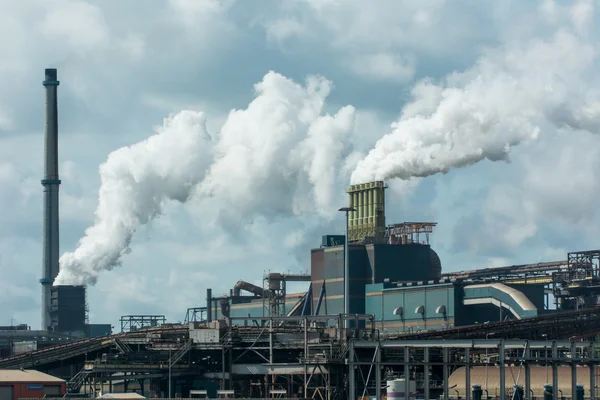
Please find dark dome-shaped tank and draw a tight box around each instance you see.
[430,248,442,279]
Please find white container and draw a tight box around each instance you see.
[189,328,219,344]
[386,378,416,400]
[12,341,37,354]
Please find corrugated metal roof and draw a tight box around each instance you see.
[98,393,146,399]
[0,369,64,383]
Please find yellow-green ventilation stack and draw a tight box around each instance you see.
[347,181,387,243]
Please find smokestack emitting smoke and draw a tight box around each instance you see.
[351,31,600,184]
[41,68,61,330]
[56,23,600,286]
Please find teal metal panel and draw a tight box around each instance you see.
[378,284,455,333]
[404,288,425,322]
[382,290,405,318]
[365,284,383,320]
[229,304,263,318]
[316,298,344,316]
[425,288,449,316]
[366,283,384,293]
[463,285,538,319]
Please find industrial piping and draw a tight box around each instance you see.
[232,281,264,297]
[41,68,61,331]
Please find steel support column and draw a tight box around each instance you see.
[349,340,356,400]
[552,341,559,400]
[466,348,471,400]
[375,346,381,400]
[499,340,506,400]
[571,342,577,400]
[303,317,308,399]
[525,341,531,400]
[590,363,596,400]
[443,347,449,400]
[404,346,410,400]
[424,347,430,400]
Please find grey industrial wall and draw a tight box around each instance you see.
[311,245,369,315]
[49,286,86,334]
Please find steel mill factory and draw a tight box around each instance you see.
[1,69,600,400]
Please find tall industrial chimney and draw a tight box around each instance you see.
[41,68,61,331]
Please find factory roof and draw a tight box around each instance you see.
[0,369,64,383]
[98,393,146,399]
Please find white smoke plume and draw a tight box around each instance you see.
[56,71,356,286]
[351,27,600,184]
[197,72,355,221]
[55,111,214,285]
[56,3,600,286]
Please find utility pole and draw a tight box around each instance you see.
[338,206,356,329]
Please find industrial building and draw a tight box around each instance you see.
[0,369,66,400]
[208,181,595,334]
[2,68,600,400]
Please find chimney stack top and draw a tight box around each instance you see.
[43,69,59,86]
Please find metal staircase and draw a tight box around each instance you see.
[169,340,192,367]
[114,338,132,354]
[67,367,91,393]
[334,341,349,361]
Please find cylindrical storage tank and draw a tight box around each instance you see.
[576,384,584,400]
[472,385,482,400]
[386,378,415,399]
[513,385,524,400]
[543,384,553,400]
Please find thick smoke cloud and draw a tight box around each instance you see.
[55,111,213,285]
[56,3,600,286]
[351,29,600,184]
[197,73,355,220]
[55,72,356,285]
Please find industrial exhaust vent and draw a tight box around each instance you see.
[347,181,387,243]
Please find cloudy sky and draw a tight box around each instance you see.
[1,0,599,330]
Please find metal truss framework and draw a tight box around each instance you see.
[183,307,207,324]
[261,272,311,317]
[349,340,600,400]
[5,310,600,399]
[119,315,166,333]
[568,250,600,280]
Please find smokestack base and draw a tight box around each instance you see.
[43,69,59,86]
